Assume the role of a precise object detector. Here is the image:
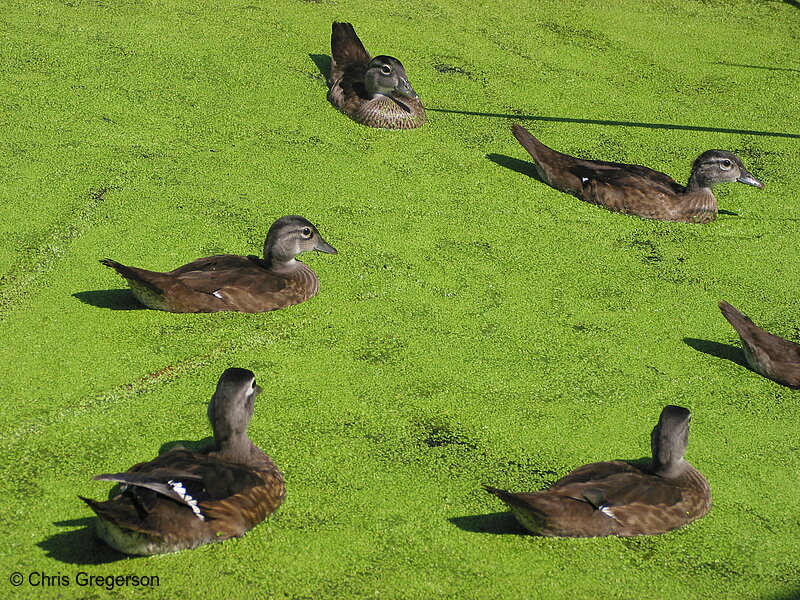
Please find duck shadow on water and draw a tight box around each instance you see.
[486,153,544,183]
[37,518,130,565]
[683,338,748,369]
[158,436,213,455]
[449,511,528,535]
[73,289,143,311]
[428,108,800,140]
[309,53,331,81]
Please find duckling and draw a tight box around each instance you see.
[327,22,426,129]
[100,215,336,313]
[719,301,800,387]
[80,368,285,555]
[486,405,711,537]
[511,124,763,223]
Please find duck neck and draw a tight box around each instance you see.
[652,457,687,478]
[651,432,688,478]
[263,239,299,273]
[214,432,258,464]
[686,170,716,193]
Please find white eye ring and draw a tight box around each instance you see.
[301,227,312,238]
[381,65,391,75]
[720,159,733,170]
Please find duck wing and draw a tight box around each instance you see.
[172,260,287,296]
[169,254,261,275]
[330,22,371,96]
[331,22,370,72]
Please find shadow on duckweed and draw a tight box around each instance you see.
[158,437,213,455]
[768,589,800,600]
[448,511,528,535]
[428,108,800,139]
[73,289,142,311]
[309,53,332,80]
[713,61,800,74]
[37,518,128,565]
[683,338,748,369]
[486,153,543,181]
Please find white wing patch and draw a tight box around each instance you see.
[212,291,224,300]
[581,177,590,184]
[168,479,205,521]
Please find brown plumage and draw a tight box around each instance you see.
[719,301,800,387]
[511,124,764,223]
[100,215,336,313]
[486,405,711,537]
[80,368,285,555]
[327,22,426,129]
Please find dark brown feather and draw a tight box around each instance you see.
[80,368,285,554]
[327,22,425,129]
[100,216,334,313]
[511,124,761,223]
[485,406,711,537]
[719,301,800,387]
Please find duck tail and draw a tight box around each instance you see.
[79,495,161,536]
[718,301,757,337]
[331,22,370,68]
[484,485,530,509]
[511,123,547,159]
[99,259,163,293]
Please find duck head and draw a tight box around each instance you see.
[263,215,337,267]
[364,55,418,100]
[207,368,260,446]
[650,405,692,477]
[689,150,764,190]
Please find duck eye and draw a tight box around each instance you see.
[720,159,733,170]
[381,65,392,75]
[301,227,312,238]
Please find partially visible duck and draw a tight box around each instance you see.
[719,301,800,387]
[485,405,711,537]
[327,22,426,129]
[80,368,285,555]
[511,124,763,223]
[100,215,336,313]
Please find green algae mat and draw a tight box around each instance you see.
[2,0,799,598]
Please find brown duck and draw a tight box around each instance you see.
[327,22,426,129]
[511,124,764,223]
[719,301,800,387]
[80,368,285,555]
[101,215,336,313]
[486,405,711,537]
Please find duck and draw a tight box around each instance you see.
[511,124,764,223]
[327,22,426,129]
[485,405,711,537]
[719,301,800,387]
[100,215,336,313]
[79,368,285,555]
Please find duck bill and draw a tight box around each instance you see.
[315,240,337,254]
[737,171,764,188]
[393,79,418,100]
